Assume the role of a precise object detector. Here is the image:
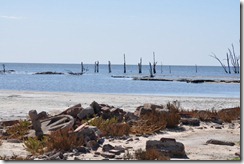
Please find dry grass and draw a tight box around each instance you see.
[134,148,170,160]
[0,154,31,160]
[130,110,167,135]
[46,129,84,152]
[179,107,240,123]
[24,129,84,155]
[218,107,240,123]
[5,120,31,140]
[89,116,130,136]
[24,137,47,155]
[164,102,181,128]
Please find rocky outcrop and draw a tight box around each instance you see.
[146,138,187,158]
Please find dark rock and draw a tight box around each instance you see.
[77,126,101,142]
[124,112,139,122]
[101,152,115,158]
[35,71,64,75]
[37,111,49,120]
[29,110,43,139]
[77,106,94,120]
[206,139,235,146]
[215,126,222,129]
[102,144,115,152]
[90,101,101,114]
[7,139,22,143]
[109,149,121,155]
[146,139,187,158]
[114,145,125,153]
[126,138,133,142]
[77,146,88,154]
[180,118,200,126]
[59,104,83,118]
[87,140,100,151]
[160,137,176,143]
[98,138,105,145]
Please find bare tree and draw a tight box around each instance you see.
[153,52,157,74]
[210,53,228,73]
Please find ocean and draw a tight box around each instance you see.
[0,63,240,98]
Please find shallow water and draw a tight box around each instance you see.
[0,63,240,98]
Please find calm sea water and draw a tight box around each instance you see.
[0,63,240,98]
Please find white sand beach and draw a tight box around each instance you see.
[0,90,240,121]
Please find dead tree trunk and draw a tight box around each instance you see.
[123,54,126,73]
[153,52,157,74]
[161,62,163,73]
[149,62,154,77]
[169,66,171,74]
[195,64,197,73]
[2,64,5,74]
[138,58,142,74]
[81,62,84,74]
[226,53,231,74]
[108,61,111,73]
[96,61,99,73]
[94,62,97,73]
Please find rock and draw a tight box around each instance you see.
[124,112,139,123]
[7,139,22,143]
[76,126,101,142]
[97,138,105,145]
[59,104,83,118]
[160,137,176,143]
[146,139,187,158]
[37,111,49,120]
[101,152,115,158]
[47,152,64,160]
[29,110,43,139]
[102,144,115,152]
[109,149,121,155]
[180,118,200,126]
[0,120,20,127]
[77,146,89,154]
[86,140,100,151]
[235,152,240,157]
[114,145,125,153]
[77,106,94,120]
[90,101,101,114]
[215,126,222,129]
[206,139,235,146]
[126,138,133,142]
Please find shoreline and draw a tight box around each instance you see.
[0,90,240,121]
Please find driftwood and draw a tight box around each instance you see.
[206,139,235,146]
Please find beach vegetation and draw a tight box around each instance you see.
[5,120,31,140]
[165,101,181,128]
[179,107,240,123]
[217,107,240,123]
[24,129,84,155]
[23,137,47,155]
[89,116,130,136]
[45,129,84,152]
[130,110,167,135]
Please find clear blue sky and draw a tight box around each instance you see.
[0,0,240,65]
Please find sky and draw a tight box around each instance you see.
[0,0,240,66]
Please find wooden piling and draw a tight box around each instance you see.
[138,58,142,74]
[149,62,154,77]
[108,61,111,73]
[81,62,84,74]
[153,52,157,74]
[124,54,126,73]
